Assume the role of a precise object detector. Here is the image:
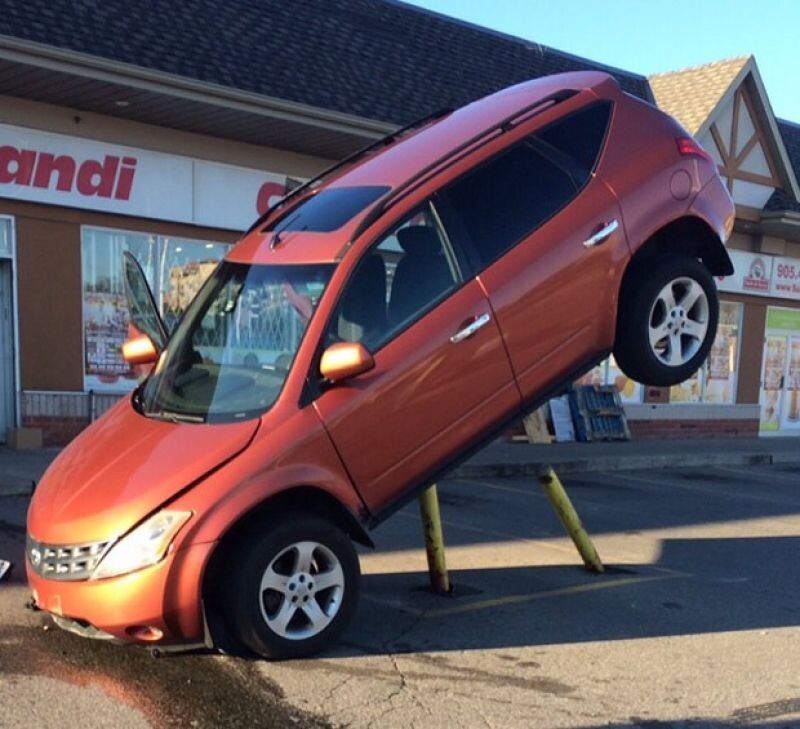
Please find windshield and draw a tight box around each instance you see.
[137,261,334,423]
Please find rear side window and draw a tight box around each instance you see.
[445,143,577,266]
[444,101,612,267]
[535,101,612,179]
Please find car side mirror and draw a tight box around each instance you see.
[320,342,374,384]
[122,333,159,366]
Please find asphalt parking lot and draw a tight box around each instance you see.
[2,461,800,728]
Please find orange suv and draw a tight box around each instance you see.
[27,71,734,658]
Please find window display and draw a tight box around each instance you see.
[81,227,227,391]
[575,355,642,404]
[670,300,742,404]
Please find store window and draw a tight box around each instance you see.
[670,300,743,403]
[576,356,642,404]
[81,227,228,391]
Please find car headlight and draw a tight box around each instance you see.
[91,510,192,580]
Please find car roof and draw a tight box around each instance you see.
[228,70,616,266]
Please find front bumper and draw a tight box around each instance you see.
[26,541,215,644]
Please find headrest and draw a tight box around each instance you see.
[396,226,441,257]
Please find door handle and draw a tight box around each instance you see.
[450,313,491,344]
[583,218,619,248]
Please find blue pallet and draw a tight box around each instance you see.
[568,385,631,442]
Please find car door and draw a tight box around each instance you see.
[313,202,520,517]
[441,101,629,401]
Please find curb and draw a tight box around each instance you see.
[452,452,800,479]
[0,478,35,498]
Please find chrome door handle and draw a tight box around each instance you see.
[450,313,491,344]
[583,219,619,248]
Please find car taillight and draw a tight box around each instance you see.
[676,137,714,164]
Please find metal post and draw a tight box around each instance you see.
[418,484,451,594]
[537,466,604,573]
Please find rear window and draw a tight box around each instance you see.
[265,186,389,234]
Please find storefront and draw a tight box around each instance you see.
[0,120,319,444]
[2,5,800,444]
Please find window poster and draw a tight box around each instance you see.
[760,335,787,432]
[780,337,800,431]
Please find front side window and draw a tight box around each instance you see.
[138,262,333,422]
[328,204,462,353]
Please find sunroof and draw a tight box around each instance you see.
[265,186,390,236]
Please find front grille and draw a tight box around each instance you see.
[26,534,113,581]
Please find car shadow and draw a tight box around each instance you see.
[328,534,800,658]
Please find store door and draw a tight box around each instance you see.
[0,260,14,442]
[759,308,800,434]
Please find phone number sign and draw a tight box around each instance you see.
[773,260,800,298]
[717,250,800,301]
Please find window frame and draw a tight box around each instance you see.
[439,100,613,272]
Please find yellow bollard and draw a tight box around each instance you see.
[418,484,451,594]
[537,466,604,573]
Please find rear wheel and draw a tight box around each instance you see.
[614,255,718,387]
[227,514,360,659]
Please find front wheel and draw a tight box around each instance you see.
[613,255,719,387]
[227,514,360,659]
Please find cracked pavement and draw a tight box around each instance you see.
[255,465,800,728]
[3,452,800,727]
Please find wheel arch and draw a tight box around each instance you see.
[628,215,733,278]
[204,485,372,583]
[200,484,372,650]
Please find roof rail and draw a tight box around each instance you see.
[346,89,579,248]
[245,107,454,235]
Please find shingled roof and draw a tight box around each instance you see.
[649,56,750,135]
[0,0,651,126]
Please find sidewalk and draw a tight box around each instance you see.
[0,447,60,497]
[1,437,797,499]
[452,436,800,479]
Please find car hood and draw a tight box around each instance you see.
[27,398,258,544]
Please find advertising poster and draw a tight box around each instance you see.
[83,291,137,391]
[703,302,741,403]
[760,335,787,432]
[780,337,800,431]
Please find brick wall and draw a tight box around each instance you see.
[21,391,123,446]
[22,415,88,446]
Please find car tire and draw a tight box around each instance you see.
[613,255,719,387]
[227,514,360,659]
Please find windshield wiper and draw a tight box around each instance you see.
[145,410,206,424]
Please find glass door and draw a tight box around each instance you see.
[760,307,800,435]
[0,218,15,442]
[760,334,787,432]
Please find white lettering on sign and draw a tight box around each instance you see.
[0,123,287,231]
[773,257,800,299]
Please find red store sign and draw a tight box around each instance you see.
[0,123,287,231]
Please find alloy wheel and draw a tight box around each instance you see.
[648,276,710,367]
